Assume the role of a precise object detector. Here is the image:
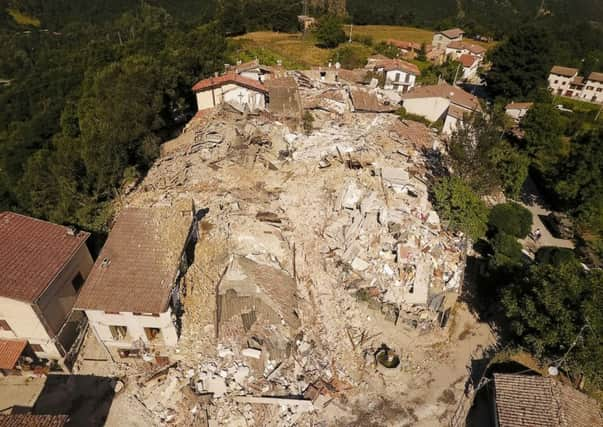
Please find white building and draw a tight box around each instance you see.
[432,28,464,50]
[192,72,268,113]
[75,203,196,358]
[0,212,93,371]
[400,82,481,134]
[459,54,480,80]
[548,66,603,104]
[445,41,486,61]
[505,102,533,122]
[231,59,276,83]
[367,58,421,93]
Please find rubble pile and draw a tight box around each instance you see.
[110,76,474,426]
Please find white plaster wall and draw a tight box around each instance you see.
[582,80,603,103]
[0,297,61,360]
[86,309,178,348]
[506,108,528,120]
[385,70,417,92]
[443,114,460,135]
[548,74,575,94]
[462,63,479,80]
[223,86,266,112]
[196,89,217,110]
[402,97,450,122]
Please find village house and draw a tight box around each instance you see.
[490,373,603,426]
[386,39,421,58]
[228,59,277,83]
[548,66,603,104]
[367,58,421,93]
[297,15,316,31]
[432,28,464,50]
[75,203,195,358]
[505,102,533,122]
[400,82,481,134]
[0,212,93,372]
[192,72,269,113]
[459,54,480,80]
[445,40,486,60]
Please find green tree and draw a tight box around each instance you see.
[490,231,524,268]
[331,45,369,69]
[521,103,567,174]
[502,262,603,386]
[417,42,427,62]
[433,176,490,239]
[489,140,529,199]
[488,202,533,238]
[486,26,554,99]
[314,15,346,49]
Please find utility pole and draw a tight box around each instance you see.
[349,23,353,43]
[452,62,462,86]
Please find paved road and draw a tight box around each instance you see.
[516,176,574,252]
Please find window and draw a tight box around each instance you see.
[71,272,85,292]
[133,312,160,317]
[554,80,559,84]
[0,319,11,331]
[561,81,566,85]
[109,325,128,341]
[104,311,120,315]
[30,344,43,352]
[587,86,594,90]
[144,327,161,342]
[597,88,602,92]
[394,72,401,82]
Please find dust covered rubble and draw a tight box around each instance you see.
[120,101,467,425]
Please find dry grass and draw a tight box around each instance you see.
[7,8,41,27]
[231,31,331,68]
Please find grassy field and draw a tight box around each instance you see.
[231,25,495,69]
[7,8,41,27]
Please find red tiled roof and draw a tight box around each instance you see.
[192,72,267,94]
[0,212,90,303]
[459,54,478,68]
[494,374,603,427]
[0,415,68,427]
[373,59,421,75]
[550,66,578,77]
[439,28,464,39]
[75,205,194,313]
[447,40,486,54]
[401,82,480,111]
[387,39,421,50]
[0,339,27,370]
[587,71,603,83]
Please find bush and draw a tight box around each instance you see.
[535,247,577,266]
[397,107,431,126]
[491,231,524,267]
[488,202,532,238]
[433,176,490,240]
[331,45,368,69]
[314,15,346,48]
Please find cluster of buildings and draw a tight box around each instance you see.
[0,203,196,374]
[548,65,603,104]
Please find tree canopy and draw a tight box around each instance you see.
[314,15,346,48]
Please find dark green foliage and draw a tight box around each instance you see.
[535,247,577,266]
[520,103,567,174]
[330,45,368,69]
[416,43,427,62]
[488,203,533,239]
[490,231,524,268]
[418,58,462,85]
[489,140,530,199]
[433,176,489,240]
[314,15,346,48]
[486,26,554,99]
[502,262,603,387]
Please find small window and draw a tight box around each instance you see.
[30,344,44,352]
[597,88,602,92]
[0,319,12,331]
[109,325,128,341]
[72,272,85,292]
[587,86,594,90]
[144,327,161,342]
[554,80,559,84]
[133,313,160,317]
[561,81,566,85]
[104,311,120,315]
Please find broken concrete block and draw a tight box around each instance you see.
[351,257,370,272]
[233,366,250,384]
[242,348,262,359]
[205,375,227,397]
[218,347,234,358]
[341,180,364,210]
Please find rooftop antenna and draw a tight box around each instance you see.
[303,0,308,16]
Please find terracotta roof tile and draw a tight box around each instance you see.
[0,415,68,427]
[459,54,478,68]
[550,66,578,77]
[0,212,90,303]
[372,59,421,75]
[401,82,480,111]
[75,204,194,313]
[387,39,421,50]
[0,339,27,369]
[447,40,486,54]
[192,72,268,94]
[587,72,603,83]
[494,374,603,427]
[439,28,464,39]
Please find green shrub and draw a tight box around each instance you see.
[314,15,346,48]
[488,202,533,238]
[535,247,577,266]
[433,176,490,240]
[491,231,524,267]
[397,107,431,126]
